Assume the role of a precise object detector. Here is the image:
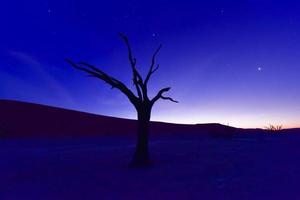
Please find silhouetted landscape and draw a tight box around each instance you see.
[2,0,300,199]
[1,100,300,199]
[0,100,238,137]
[2,100,298,138]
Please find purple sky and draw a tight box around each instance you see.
[1,0,300,128]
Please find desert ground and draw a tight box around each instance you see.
[1,132,299,200]
[0,100,299,199]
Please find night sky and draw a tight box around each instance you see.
[1,0,300,128]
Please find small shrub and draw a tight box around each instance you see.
[265,124,283,132]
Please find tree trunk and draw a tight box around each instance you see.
[130,107,151,167]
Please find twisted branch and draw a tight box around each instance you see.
[66,58,138,104]
[151,87,178,104]
[144,44,162,86]
[67,33,177,107]
[119,33,144,100]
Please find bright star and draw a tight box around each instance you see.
[258,67,262,71]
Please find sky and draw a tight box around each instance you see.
[1,0,300,128]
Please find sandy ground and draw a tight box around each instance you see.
[0,133,299,200]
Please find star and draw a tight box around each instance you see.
[48,8,52,15]
[258,67,262,71]
[220,9,225,15]
[152,33,157,37]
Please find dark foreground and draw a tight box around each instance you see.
[0,133,299,200]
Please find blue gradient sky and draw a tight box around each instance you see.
[1,0,300,128]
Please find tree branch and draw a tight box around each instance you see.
[144,44,162,86]
[66,58,138,104]
[151,87,178,104]
[160,96,178,103]
[67,34,177,108]
[119,33,144,100]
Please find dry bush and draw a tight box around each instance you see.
[265,124,283,132]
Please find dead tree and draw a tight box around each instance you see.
[66,33,177,167]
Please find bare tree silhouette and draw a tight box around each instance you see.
[66,33,177,167]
